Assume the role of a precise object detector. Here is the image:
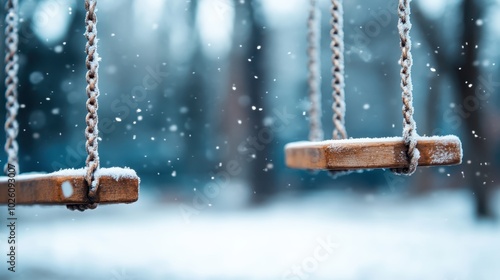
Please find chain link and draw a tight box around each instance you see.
[331,0,347,140]
[67,0,100,211]
[391,0,420,176]
[4,0,19,174]
[307,0,323,142]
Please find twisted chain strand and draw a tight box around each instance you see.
[84,0,100,199]
[391,0,420,175]
[307,0,323,142]
[327,0,352,178]
[331,0,347,140]
[4,0,19,174]
[68,0,100,211]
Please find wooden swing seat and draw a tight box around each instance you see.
[285,135,462,170]
[0,167,139,205]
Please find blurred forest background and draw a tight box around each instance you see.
[1,0,499,217]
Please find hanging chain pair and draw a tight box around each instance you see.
[307,0,419,175]
[3,0,100,210]
[67,0,101,211]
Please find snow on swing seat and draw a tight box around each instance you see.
[285,135,462,170]
[0,167,139,205]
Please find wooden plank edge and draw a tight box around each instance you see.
[285,135,463,170]
[0,174,139,205]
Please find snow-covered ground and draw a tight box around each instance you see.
[1,190,499,280]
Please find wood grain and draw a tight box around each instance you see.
[0,174,139,205]
[285,136,462,170]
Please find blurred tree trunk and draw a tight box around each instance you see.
[179,0,210,181]
[414,0,493,218]
[456,0,492,218]
[246,1,276,204]
[226,0,275,204]
[221,1,250,184]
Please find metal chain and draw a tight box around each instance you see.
[331,0,347,140]
[68,0,100,211]
[391,0,420,176]
[327,0,351,178]
[307,0,323,142]
[4,0,19,174]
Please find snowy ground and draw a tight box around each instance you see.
[1,189,499,280]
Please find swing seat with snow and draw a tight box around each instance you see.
[0,0,138,210]
[285,136,462,170]
[285,0,462,174]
